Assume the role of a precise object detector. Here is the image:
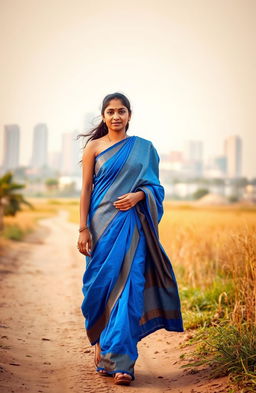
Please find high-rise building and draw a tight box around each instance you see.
[48,151,61,172]
[213,155,227,175]
[183,140,203,176]
[30,123,48,169]
[224,135,242,178]
[184,140,203,161]
[2,124,20,170]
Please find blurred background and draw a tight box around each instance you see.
[0,0,255,203]
[1,2,256,391]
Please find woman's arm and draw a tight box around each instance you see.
[77,141,95,256]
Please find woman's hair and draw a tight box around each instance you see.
[77,92,132,149]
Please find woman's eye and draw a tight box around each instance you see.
[107,110,126,114]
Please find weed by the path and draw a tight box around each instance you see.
[182,324,256,392]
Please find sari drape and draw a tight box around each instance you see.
[81,135,184,380]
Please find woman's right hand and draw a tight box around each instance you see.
[77,229,92,256]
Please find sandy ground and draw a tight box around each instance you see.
[0,210,231,393]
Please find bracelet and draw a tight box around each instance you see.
[79,226,88,232]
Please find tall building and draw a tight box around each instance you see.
[224,135,242,178]
[2,124,20,170]
[184,140,203,161]
[60,131,83,175]
[30,123,48,169]
[48,151,61,172]
[183,140,203,176]
[214,155,227,175]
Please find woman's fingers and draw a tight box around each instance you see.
[88,238,92,252]
[116,206,131,210]
[85,242,91,256]
[78,240,91,256]
[113,199,131,207]
[113,194,138,209]
[117,193,129,199]
[114,202,133,210]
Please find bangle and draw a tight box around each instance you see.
[79,226,88,232]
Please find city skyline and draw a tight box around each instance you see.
[0,122,246,179]
[0,1,255,177]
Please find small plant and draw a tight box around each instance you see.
[3,225,25,241]
[0,171,33,230]
[182,324,256,391]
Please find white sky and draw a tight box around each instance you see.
[0,0,255,177]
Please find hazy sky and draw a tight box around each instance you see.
[0,0,255,177]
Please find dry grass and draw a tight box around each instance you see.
[1,198,256,329]
[160,201,256,329]
[1,198,256,389]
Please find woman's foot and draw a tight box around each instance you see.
[94,342,101,366]
[94,343,109,376]
[113,372,132,385]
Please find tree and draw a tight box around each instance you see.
[0,171,33,230]
[192,188,209,200]
[45,178,59,194]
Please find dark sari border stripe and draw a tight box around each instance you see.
[137,186,159,236]
[139,308,181,325]
[135,201,176,288]
[138,316,184,341]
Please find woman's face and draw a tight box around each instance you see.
[103,98,131,133]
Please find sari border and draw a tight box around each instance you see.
[136,186,159,236]
[94,136,134,176]
[95,135,133,160]
[135,203,176,289]
[90,136,136,248]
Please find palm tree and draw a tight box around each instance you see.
[0,171,33,231]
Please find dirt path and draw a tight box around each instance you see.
[0,210,230,393]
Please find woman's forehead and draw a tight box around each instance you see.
[105,99,126,110]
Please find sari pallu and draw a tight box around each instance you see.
[81,135,184,380]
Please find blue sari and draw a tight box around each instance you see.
[81,135,183,380]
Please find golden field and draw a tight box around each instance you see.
[1,198,256,390]
[3,197,255,329]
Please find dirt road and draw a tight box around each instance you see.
[0,210,229,393]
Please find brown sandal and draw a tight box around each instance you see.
[113,372,132,385]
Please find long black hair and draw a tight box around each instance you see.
[77,92,132,149]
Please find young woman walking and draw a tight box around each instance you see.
[77,92,183,386]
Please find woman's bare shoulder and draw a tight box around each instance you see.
[87,136,110,156]
[83,138,105,158]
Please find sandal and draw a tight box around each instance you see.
[113,372,132,385]
[94,344,110,377]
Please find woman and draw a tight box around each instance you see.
[77,92,184,386]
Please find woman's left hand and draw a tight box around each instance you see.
[113,191,145,211]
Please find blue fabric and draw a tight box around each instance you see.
[81,135,184,379]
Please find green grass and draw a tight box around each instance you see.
[180,278,235,329]
[2,225,33,241]
[179,277,255,392]
[182,324,256,392]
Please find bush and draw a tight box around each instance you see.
[182,324,256,391]
[2,225,25,241]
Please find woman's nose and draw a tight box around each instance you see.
[113,112,121,120]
